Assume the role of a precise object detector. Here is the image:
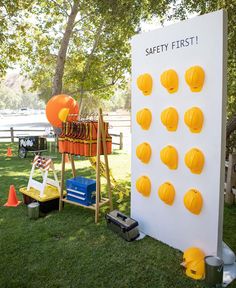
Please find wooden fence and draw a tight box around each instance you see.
[225,153,236,204]
[1,125,235,205]
[103,114,131,129]
[0,128,124,150]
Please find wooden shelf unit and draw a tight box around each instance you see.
[59,108,113,223]
[62,197,110,210]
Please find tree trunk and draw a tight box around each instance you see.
[226,115,236,138]
[51,0,80,96]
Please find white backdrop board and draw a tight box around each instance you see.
[131,10,227,256]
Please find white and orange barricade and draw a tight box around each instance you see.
[27,156,60,197]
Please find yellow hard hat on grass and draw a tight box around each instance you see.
[181,247,205,280]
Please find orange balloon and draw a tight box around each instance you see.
[45,94,79,128]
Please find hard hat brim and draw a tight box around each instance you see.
[186,270,203,280]
[167,87,178,94]
[142,90,151,96]
[189,127,202,133]
[190,86,203,92]
[166,126,177,132]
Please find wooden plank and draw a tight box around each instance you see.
[99,108,113,211]
[119,132,123,150]
[7,129,48,132]
[10,127,14,143]
[70,154,76,178]
[109,133,121,136]
[62,198,109,210]
[59,153,66,211]
[95,110,102,223]
[103,119,130,122]
[92,198,110,207]
[62,199,96,210]
[225,153,236,204]
[108,125,130,128]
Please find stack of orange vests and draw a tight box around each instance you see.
[58,121,112,156]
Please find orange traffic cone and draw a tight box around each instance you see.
[4,185,21,207]
[65,154,70,163]
[7,147,12,157]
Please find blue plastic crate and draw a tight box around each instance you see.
[66,177,96,206]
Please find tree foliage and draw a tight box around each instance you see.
[0,71,44,110]
[0,0,34,74]
[0,85,20,109]
[1,0,234,116]
[169,0,236,118]
[0,0,172,109]
[25,0,172,105]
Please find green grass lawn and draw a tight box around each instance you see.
[0,143,235,288]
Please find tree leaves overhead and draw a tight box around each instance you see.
[0,0,35,74]
[27,0,145,102]
[1,0,234,117]
[170,0,236,118]
[0,0,172,105]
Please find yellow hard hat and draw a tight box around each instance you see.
[158,182,175,205]
[182,247,205,280]
[184,107,204,133]
[136,108,152,130]
[136,142,152,164]
[185,148,205,174]
[185,66,205,92]
[161,107,179,131]
[137,73,153,96]
[136,176,151,197]
[160,145,178,170]
[160,69,178,93]
[184,189,203,215]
